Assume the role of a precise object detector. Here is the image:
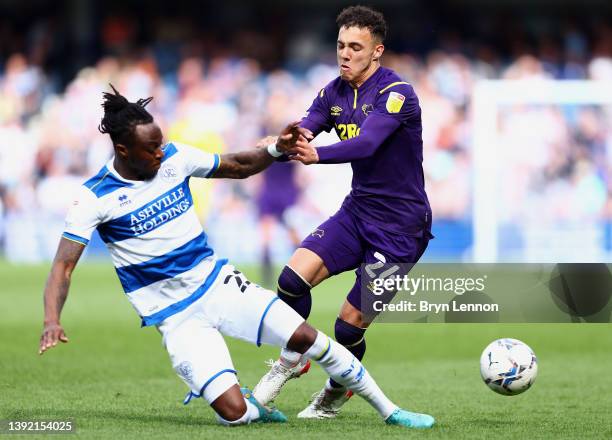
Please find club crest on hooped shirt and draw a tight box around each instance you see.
[385,91,405,114]
[160,164,179,182]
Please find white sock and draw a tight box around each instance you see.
[215,398,260,426]
[279,348,302,368]
[304,331,398,419]
[326,378,347,392]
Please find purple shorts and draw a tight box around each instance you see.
[257,162,298,221]
[301,207,432,314]
[257,194,297,220]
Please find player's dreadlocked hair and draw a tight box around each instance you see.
[98,84,154,146]
[336,5,387,43]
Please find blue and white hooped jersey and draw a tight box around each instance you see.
[63,142,226,327]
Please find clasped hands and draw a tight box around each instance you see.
[257,121,320,164]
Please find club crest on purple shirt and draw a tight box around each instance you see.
[311,228,325,238]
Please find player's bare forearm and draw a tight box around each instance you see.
[214,148,276,179]
[43,239,84,322]
[39,238,84,354]
[212,122,313,179]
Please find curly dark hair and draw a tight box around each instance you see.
[336,5,387,42]
[98,84,154,146]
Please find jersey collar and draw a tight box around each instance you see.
[106,159,150,187]
[346,65,386,92]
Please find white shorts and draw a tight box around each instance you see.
[156,264,304,404]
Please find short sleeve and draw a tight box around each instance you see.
[171,142,221,178]
[63,186,101,246]
[374,82,420,122]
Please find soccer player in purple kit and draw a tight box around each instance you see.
[254,5,434,419]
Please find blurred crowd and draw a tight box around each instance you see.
[1,20,612,263]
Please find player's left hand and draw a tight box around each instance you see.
[288,138,319,165]
[39,322,69,355]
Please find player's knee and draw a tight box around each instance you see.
[335,317,366,360]
[286,322,318,354]
[215,398,247,422]
[277,266,312,319]
[277,265,311,299]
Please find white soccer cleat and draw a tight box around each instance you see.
[253,358,311,406]
[297,387,354,419]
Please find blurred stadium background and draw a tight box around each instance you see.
[2,3,612,438]
[1,0,611,266]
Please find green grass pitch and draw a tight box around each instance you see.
[1,260,611,439]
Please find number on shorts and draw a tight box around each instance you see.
[223,270,252,293]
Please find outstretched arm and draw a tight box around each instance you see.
[290,83,420,165]
[290,113,400,165]
[214,148,278,179]
[39,238,85,355]
[212,122,313,179]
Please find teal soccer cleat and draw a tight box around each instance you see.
[385,408,435,429]
[241,387,288,423]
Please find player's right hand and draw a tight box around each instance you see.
[39,322,69,355]
[276,121,313,153]
[256,135,278,148]
[287,136,319,165]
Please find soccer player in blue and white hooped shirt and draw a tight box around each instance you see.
[38,86,434,428]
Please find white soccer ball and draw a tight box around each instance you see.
[479,338,538,396]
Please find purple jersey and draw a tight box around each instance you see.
[301,66,430,235]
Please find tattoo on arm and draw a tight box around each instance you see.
[55,238,85,266]
[212,148,274,179]
[43,239,85,324]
